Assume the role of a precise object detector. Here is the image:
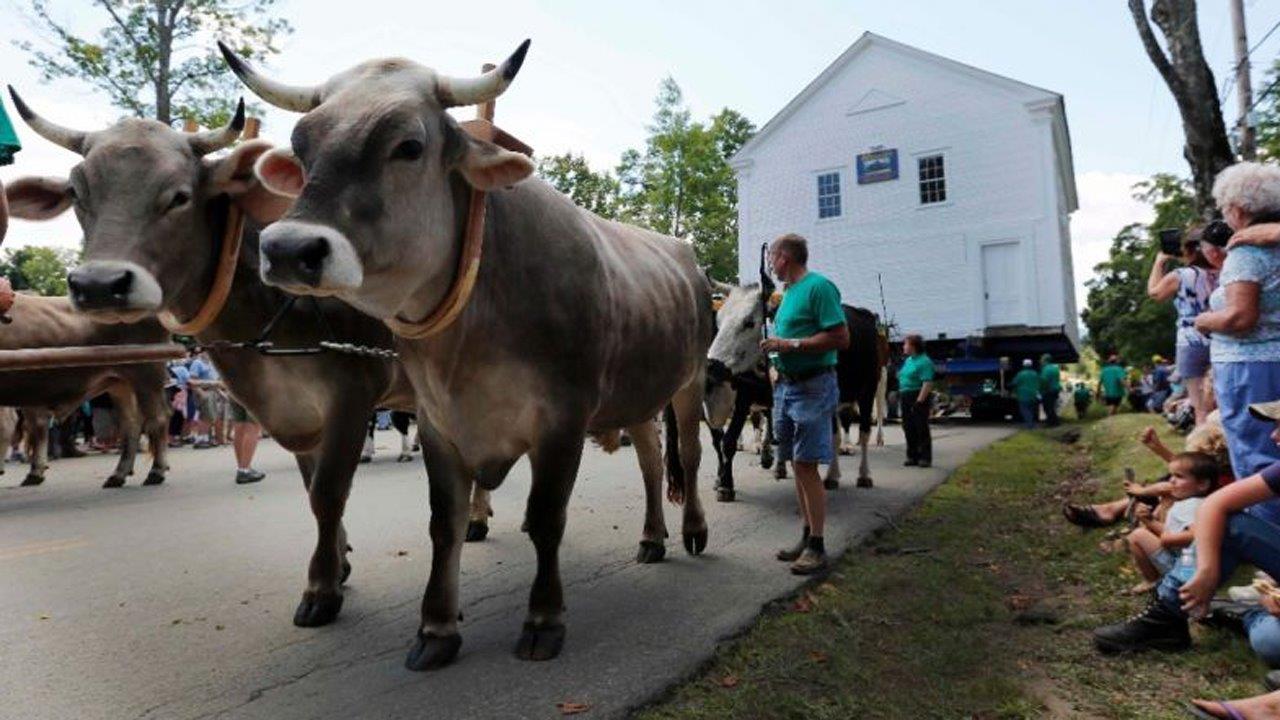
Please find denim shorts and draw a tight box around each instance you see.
[1175,343,1210,380]
[773,370,838,464]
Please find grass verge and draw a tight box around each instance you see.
[634,414,1265,719]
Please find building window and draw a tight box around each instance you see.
[816,171,841,218]
[918,154,947,205]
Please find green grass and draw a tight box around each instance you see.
[634,413,1266,719]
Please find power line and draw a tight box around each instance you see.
[1250,17,1280,56]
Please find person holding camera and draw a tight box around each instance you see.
[1147,225,1218,425]
[1194,163,1280,524]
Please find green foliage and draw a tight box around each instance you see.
[1256,59,1280,162]
[536,152,621,220]
[15,0,292,127]
[0,245,79,296]
[1082,174,1197,363]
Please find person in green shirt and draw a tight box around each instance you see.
[897,334,935,468]
[0,97,21,244]
[1039,353,1062,427]
[1073,382,1093,419]
[758,233,849,576]
[1099,355,1127,416]
[1013,359,1041,428]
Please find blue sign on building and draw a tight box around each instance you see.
[856,148,898,184]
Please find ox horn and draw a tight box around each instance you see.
[217,42,320,113]
[435,39,531,108]
[187,98,246,156]
[7,86,89,155]
[759,242,776,294]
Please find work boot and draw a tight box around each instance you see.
[1092,599,1191,654]
[789,548,828,576]
[776,528,810,562]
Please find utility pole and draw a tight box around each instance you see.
[1231,0,1257,159]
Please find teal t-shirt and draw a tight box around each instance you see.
[771,271,845,376]
[1073,384,1092,402]
[1039,363,1061,393]
[1099,364,1126,398]
[898,353,935,393]
[1012,369,1040,403]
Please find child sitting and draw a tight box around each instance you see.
[1124,452,1218,595]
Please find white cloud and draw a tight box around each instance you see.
[1069,170,1154,314]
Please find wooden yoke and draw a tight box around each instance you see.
[158,116,261,335]
[0,343,187,371]
[383,63,533,340]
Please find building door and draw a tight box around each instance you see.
[981,241,1023,327]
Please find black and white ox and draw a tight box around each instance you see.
[221,40,713,670]
[705,281,887,496]
[4,92,422,628]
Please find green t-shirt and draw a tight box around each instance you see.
[0,101,20,166]
[1099,364,1126,399]
[1039,363,1061,394]
[898,353,935,393]
[1012,368,1041,403]
[771,271,845,376]
[1073,384,1092,401]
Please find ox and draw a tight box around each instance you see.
[706,280,887,498]
[0,293,170,487]
[221,40,713,669]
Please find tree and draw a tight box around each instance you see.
[1254,58,1280,161]
[16,0,291,128]
[536,153,621,220]
[0,245,80,296]
[1128,0,1234,214]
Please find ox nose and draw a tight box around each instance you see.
[261,235,330,288]
[67,267,135,310]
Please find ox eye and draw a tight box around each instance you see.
[390,139,424,162]
[743,320,756,330]
[166,191,190,212]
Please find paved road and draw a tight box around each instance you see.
[1,422,1011,720]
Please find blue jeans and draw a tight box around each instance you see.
[1157,511,1280,616]
[1213,361,1280,523]
[1018,400,1038,429]
[1244,609,1280,667]
[773,370,838,464]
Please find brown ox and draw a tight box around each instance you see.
[0,294,170,487]
[221,41,713,669]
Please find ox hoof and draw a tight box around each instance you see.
[839,446,855,456]
[406,631,462,671]
[142,471,166,486]
[683,529,708,555]
[715,486,736,502]
[20,473,45,487]
[396,453,413,463]
[823,478,839,491]
[761,452,774,470]
[636,540,666,564]
[515,621,565,662]
[856,476,874,489]
[102,474,127,489]
[293,591,344,627]
[340,559,352,585]
[465,521,489,543]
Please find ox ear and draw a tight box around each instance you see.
[5,176,73,220]
[456,136,535,191]
[209,140,295,224]
[253,147,306,199]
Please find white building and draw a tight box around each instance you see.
[732,32,1080,360]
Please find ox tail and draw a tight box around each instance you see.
[663,403,685,504]
[589,429,622,454]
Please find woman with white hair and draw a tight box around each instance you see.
[1194,161,1280,524]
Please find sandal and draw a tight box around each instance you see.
[1186,700,1246,720]
[1063,504,1112,529]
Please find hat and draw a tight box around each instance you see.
[1152,354,1166,364]
[1022,359,1033,367]
[1249,399,1280,421]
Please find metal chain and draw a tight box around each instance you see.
[192,295,398,360]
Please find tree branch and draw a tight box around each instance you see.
[95,0,157,84]
[1128,0,1183,95]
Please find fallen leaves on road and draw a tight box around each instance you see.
[556,700,590,715]
[394,550,410,557]
[791,592,817,613]
[37,613,50,621]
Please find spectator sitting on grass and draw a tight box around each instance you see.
[1122,452,1217,596]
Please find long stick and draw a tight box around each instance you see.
[0,343,187,371]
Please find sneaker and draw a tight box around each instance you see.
[789,548,828,575]
[1202,599,1257,637]
[1229,584,1264,603]
[235,469,264,485]
[1266,670,1280,692]
[776,537,807,562]
[194,440,216,450]
[1092,600,1191,654]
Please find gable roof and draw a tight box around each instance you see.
[732,32,1078,211]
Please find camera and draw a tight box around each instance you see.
[1203,220,1233,248]
[1158,228,1183,254]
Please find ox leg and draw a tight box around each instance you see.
[760,405,775,469]
[515,430,583,662]
[856,393,875,489]
[21,411,49,486]
[823,413,841,491]
[673,381,708,554]
[104,389,140,488]
[140,388,170,486]
[629,419,668,563]
[0,408,14,476]
[716,391,750,502]
[406,422,471,671]
[293,410,364,628]
[857,430,874,488]
[466,486,493,542]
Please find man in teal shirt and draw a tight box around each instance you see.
[1013,359,1041,429]
[759,233,849,576]
[897,335,935,468]
[1039,353,1062,427]
[1099,354,1127,416]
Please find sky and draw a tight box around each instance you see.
[1,0,1278,316]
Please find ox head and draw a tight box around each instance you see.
[219,40,536,319]
[4,88,288,324]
